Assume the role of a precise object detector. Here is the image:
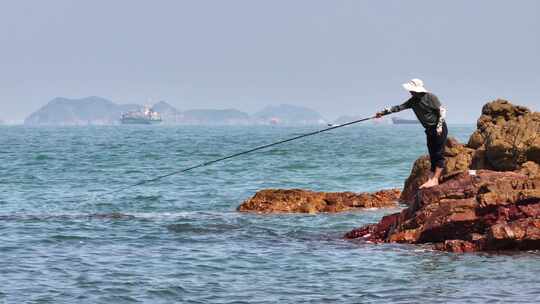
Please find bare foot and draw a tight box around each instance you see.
[419,177,439,189]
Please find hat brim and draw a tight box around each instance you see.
[402,83,428,93]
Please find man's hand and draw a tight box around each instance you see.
[376,107,391,118]
[436,126,443,135]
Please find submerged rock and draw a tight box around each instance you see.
[400,99,540,205]
[345,170,540,252]
[238,189,401,213]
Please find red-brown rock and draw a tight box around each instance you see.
[345,170,540,252]
[238,188,401,213]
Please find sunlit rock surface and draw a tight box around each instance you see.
[238,189,401,213]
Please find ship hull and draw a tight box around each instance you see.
[391,117,419,125]
[120,118,162,125]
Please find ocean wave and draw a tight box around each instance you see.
[0,212,136,221]
[0,211,223,222]
[166,220,241,234]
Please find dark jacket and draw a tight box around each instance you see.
[390,92,442,129]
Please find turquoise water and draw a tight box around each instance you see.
[1,124,539,303]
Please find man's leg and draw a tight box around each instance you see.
[426,131,436,180]
[420,124,447,189]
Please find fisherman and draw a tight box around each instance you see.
[376,78,448,189]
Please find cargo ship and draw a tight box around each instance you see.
[121,106,162,124]
[391,117,419,125]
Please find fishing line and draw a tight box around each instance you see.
[96,115,377,198]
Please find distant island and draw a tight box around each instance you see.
[254,104,326,125]
[24,96,328,126]
[24,97,140,126]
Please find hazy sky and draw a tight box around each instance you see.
[1,0,539,122]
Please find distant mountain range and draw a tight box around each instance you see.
[24,96,328,126]
[254,104,325,125]
[24,96,140,126]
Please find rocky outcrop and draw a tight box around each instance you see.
[348,99,540,252]
[238,189,401,213]
[400,100,540,204]
[345,170,540,252]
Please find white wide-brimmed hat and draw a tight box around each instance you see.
[402,78,428,93]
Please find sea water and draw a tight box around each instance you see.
[1,124,539,303]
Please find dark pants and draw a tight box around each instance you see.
[425,122,448,172]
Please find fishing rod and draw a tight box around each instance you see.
[97,115,377,198]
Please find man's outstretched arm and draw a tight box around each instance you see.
[376,100,412,117]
